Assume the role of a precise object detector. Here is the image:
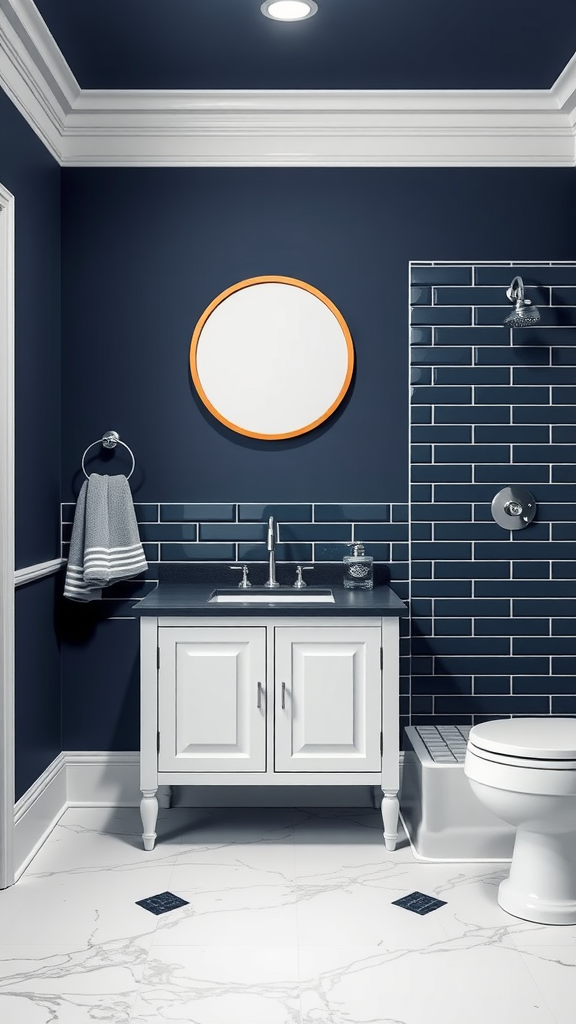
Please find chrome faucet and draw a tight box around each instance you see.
[264,516,280,588]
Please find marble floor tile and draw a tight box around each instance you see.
[519,946,576,1024]
[131,944,300,1024]
[297,944,558,1024]
[168,846,298,897]
[24,807,187,875]
[5,865,173,946]
[152,881,299,947]
[2,807,576,1024]
[295,881,450,948]
[0,937,152,1024]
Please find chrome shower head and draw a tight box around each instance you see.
[503,275,540,327]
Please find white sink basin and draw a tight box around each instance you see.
[208,588,335,604]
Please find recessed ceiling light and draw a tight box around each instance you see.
[260,1,318,21]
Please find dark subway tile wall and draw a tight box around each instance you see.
[409,262,576,728]
[61,501,409,575]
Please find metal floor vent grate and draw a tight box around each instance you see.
[415,725,471,763]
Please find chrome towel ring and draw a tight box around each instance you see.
[81,430,136,480]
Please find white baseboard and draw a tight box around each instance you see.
[65,751,141,807]
[13,750,394,878]
[14,752,67,880]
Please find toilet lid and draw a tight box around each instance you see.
[469,717,576,760]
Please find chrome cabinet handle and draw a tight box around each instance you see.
[257,682,263,709]
[281,682,286,709]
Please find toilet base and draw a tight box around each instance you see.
[498,825,576,925]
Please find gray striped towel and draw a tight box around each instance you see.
[64,474,148,602]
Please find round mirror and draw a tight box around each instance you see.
[190,276,354,440]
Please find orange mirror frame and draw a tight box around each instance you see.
[189,275,355,440]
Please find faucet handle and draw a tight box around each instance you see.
[230,564,251,588]
[293,565,314,589]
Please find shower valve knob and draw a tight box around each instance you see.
[492,487,537,531]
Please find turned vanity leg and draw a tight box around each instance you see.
[381,789,399,852]
[141,788,159,851]
[157,785,172,809]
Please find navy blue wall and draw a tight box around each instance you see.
[15,577,62,796]
[60,167,576,504]
[59,166,576,751]
[0,89,62,798]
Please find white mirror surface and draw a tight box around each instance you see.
[190,277,354,439]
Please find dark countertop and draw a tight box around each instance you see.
[133,581,408,617]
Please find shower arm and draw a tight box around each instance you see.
[506,276,530,305]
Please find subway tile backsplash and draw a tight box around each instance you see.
[410,261,576,731]
[61,501,409,577]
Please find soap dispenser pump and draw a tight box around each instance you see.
[343,541,373,590]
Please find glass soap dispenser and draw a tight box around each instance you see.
[343,540,373,590]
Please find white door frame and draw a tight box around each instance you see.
[0,181,15,888]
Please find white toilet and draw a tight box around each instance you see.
[465,717,576,925]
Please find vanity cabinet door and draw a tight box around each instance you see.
[274,626,382,773]
[157,626,266,773]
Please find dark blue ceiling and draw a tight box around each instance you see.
[34,0,576,91]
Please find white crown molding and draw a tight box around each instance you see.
[552,50,576,135]
[59,87,575,167]
[0,0,575,166]
[0,0,78,161]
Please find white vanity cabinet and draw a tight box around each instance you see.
[140,614,401,853]
[157,626,267,773]
[273,626,382,773]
